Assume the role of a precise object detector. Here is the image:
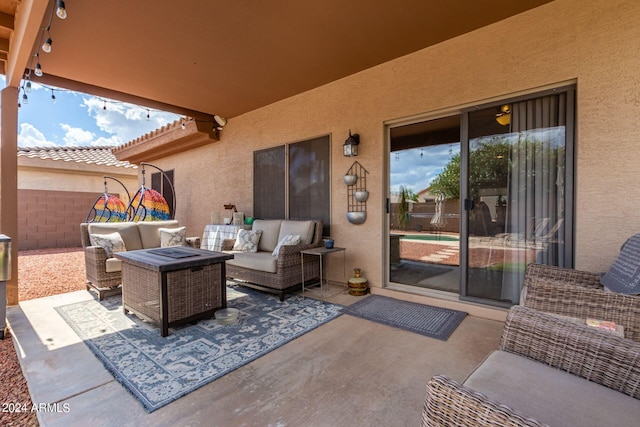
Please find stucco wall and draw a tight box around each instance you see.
[157,0,640,292]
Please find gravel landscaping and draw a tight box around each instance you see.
[1,247,86,427]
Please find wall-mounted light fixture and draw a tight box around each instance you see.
[496,104,511,126]
[343,130,360,157]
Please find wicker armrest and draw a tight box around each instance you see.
[422,375,546,427]
[523,276,640,342]
[524,263,601,289]
[278,242,320,257]
[84,245,109,262]
[500,306,640,398]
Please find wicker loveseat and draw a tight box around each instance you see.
[80,220,200,299]
[422,306,640,427]
[522,263,640,342]
[222,219,323,301]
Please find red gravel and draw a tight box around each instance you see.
[1,247,86,427]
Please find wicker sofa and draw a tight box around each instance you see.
[222,219,323,301]
[80,220,200,299]
[522,263,640,342]
[421,306,640,427]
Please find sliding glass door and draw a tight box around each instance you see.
[462,89,575,305]
[388,86,575,306]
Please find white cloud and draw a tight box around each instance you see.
[18,123,56,147]
[82,97,180,144]
[60,123,95,145]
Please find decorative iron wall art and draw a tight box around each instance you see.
[345,161,369,224]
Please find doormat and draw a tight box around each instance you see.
[55,285,342,412]
[341,295,466,340]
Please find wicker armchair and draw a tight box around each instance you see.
[422,306,640,426]
[522,263,640,342]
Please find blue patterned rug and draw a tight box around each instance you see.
[55,285,342,412]
[341,295,466,340]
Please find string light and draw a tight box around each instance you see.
[34,53,43,76]
[51,89,56,103]
[25,81,31,93]
[103,101,107,110]
[22,93,28,105]
[56,0,67,20]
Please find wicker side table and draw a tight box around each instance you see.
[115,247,233,336]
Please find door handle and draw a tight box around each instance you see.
[464,199,474,211]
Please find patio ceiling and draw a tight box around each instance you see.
[4,0,553,122]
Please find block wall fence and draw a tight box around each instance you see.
[18,189,97,250]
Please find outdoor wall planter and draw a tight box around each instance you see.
[345,161,369,224]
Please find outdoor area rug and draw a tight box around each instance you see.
[54,284,342,412]
[341,295,466,341]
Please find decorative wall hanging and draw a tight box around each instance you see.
[345,161,369,224]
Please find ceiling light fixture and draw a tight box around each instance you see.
[496,104,511,126]
[56,0,67,19]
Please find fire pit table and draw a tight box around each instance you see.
[115,247,233,336]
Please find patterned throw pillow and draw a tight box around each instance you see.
[272,234,301,256]
[89,232,126,258]
[159,227,187,248]
[232,229,263,253]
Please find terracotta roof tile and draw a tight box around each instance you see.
[18,146,137,169]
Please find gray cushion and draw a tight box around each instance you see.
[601,234,640,294]
[464,350,640,427]
[278,220,314,245]
[251,220,282,252]
[88,223,143,251]
[159,227,187,247]
[226,251,278,273]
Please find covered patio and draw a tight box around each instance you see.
[2,0,640,425]
[7,284,503,426]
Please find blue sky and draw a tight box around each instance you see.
[390,143,460,194]
[1,76,182,148]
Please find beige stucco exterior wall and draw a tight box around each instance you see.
[153,0,640,314]
[18,157,138,194]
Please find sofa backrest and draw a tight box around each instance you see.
[137,220,180,248]
[278,220,315,245]
[86,222,144,251]
[252,220,282,252]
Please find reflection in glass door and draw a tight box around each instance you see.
[389,116,461,293]
[463,91,574,305]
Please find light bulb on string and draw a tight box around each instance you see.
[34,53,43,76]
[22,93,28,105]
[146,110,150,121]
[56,0,67,19]
[103,101,107,110]
[25,81,31,93]
[51,90,56,103]
[42,37,52,53]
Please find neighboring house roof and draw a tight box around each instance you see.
[18,146,137,169]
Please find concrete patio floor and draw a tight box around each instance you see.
[7,284,504,427]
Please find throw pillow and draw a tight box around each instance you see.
[232,229,263,253]
[601,234,640,295]
[89,232,126,258]
[272,234,301,256]
[159,227,187,247]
